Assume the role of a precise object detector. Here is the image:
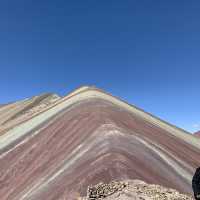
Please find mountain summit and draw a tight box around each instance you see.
[0,86,199,200]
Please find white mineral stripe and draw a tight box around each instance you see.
[20,126,191,199]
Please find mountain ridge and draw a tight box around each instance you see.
[1,86,198,149]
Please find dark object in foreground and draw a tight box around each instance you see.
[86,181,127,199]
[192,167,200,200]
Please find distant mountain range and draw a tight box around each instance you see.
[0,86,199,200]
[194,131,200,137]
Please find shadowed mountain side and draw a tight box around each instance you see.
[0,94,199,200]
[0,93,60,134]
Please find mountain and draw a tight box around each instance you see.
[0,86,199,200]
[194,131,200,137]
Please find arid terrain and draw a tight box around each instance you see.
[0,86,199,200]
[81,180,194,200]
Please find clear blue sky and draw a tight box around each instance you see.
[0,0,200,132]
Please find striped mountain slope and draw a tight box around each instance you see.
[0,86,199,200]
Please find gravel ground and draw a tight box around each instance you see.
[81,180,194,200]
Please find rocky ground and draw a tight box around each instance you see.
[80,180,194,200]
